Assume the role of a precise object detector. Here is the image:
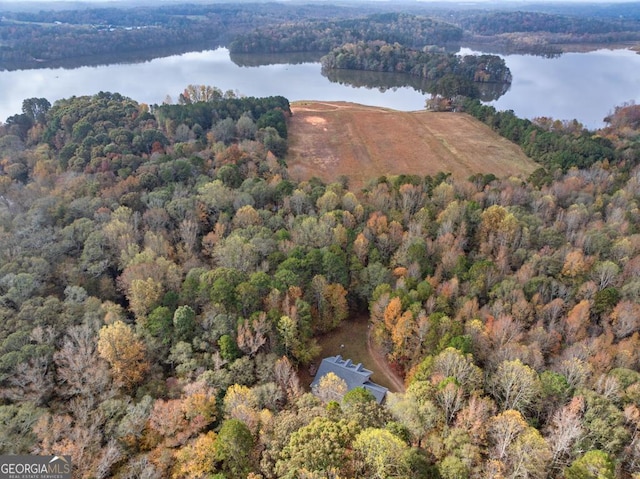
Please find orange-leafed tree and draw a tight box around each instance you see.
[171,431,218,479]
[97,320,149,390]
[564,300,591,344]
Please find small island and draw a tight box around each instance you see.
[321,40,511,101]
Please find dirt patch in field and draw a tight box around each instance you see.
[286,101,539,189]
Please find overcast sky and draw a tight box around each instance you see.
[2,0,637,3]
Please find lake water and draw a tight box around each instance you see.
[485,48,640,129]
[1,46,640,129]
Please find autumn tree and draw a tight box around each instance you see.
[609,300,640,340]
[478,204,520,259]
[223,384,259,430]
[488,409,527,462]
[353,427,410,479]
[308,275,349,333]
[54,324,112,401]
[490,359,540,414]
[386,381,442,446]
[545,396,584,473]
[97,320,149,390]
[237,312,270,357]
[274,355,303,401]
[564,300,591,344]
[148,380,217,461]
[179,84,223,104]
[507,427,551,479]
[314,372,348,403]
[127,277,163,319]
[171,431,218,479]
[430,347,483,394]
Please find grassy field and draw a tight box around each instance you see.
[286,101,539,189]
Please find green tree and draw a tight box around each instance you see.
[386,381,441,446]
[22,97,51,124]
[342,387,390,430]
[580,391,630,456]
[236,113,257,140]
[80,230,111,277]
[216,419,254,479]
[353,427,410,479]
[507,427,551,479]
[218,334,241,362]
[213,117,237,144]
[438,455,469,479]
[565,450,615,479]
[173,305,196,343]
[0,403,44,453]
[144,306,174,343]
[277,417,356,478]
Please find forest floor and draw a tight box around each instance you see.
[286,101,539,189]
[299,315,405,393]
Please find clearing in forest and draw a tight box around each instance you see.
[286,101,538,189]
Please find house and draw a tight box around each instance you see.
[310,355,388,404]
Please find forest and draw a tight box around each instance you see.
[0,2,369,68]
[319,41,510,101]
[228,13,463,54]
[0,80,640,478]
[460,99,621,173]
[3,2,640,69]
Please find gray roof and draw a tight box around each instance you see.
[310,355,388,404]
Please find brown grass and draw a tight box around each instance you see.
[286,101,539,189]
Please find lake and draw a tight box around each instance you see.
[1,46,640,129]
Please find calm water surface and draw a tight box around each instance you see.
[0,48,427,122]
[484,48,640,129]
[1,47,640,129]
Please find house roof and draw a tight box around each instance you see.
[310,355,388,404]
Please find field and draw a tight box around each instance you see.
[286,101,539,189]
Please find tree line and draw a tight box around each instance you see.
[0,87,639,477]
[3,2,640,70]
[0,2,367,69]
[228,13,462,54]
[438,9,640,55]
[461,98,618,173]
[453,10,640,36]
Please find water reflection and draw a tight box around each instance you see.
[322,67,510,102]
[229,51,324,67]
[0,43,218,72]
[230,48,510,101]
[1,47,639,128]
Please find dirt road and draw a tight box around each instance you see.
[367,329,406,393]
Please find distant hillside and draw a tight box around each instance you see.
[286,101,538,188]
